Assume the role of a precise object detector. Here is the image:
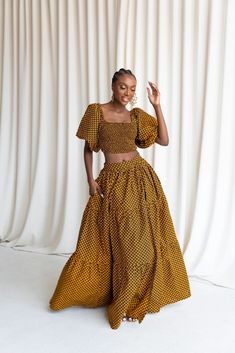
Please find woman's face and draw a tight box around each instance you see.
[112,74,137,106]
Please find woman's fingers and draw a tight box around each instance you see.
[146,87,151,96]
[148,81,160,95]
[97,185,104,198]
[90,184,104,198]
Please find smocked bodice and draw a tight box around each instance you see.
[76,103,158,153]
[98,112,137,153]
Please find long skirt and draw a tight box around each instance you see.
[49,153,191,329]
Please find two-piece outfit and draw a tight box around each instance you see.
[49,103,191,330]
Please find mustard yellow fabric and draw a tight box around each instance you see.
[49,105,191,330]
[76,103,158,153]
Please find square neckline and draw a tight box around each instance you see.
[98,103,134,124]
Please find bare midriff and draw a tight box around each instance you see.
[104,150,139,164]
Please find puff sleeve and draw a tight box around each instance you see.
[76,103,100,152]
[133,107,158,148]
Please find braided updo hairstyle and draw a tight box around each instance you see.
[111,68,136,85]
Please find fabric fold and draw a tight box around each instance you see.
[49,154,191,329]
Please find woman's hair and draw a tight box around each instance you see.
[112,68,136,85]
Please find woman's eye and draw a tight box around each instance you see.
[119,85,135,91]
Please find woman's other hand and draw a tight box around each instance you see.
[146,81,160,106]
[89,180,104,197]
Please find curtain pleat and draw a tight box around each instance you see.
[0,0,234,289]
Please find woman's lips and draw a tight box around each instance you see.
[121,97,130,103]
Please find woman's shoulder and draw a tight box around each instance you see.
[82,103,101,117]
[130,106,146,117]
[85,102,100,110]
[131,106,156,118]
[131,106,146,112]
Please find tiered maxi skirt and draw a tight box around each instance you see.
[49,154,191,329]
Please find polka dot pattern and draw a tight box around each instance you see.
[49,154,191,329]
[75,103,158,153]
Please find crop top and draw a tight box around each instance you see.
[76,103,158,153]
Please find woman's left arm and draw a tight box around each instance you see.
[147,81,169,146]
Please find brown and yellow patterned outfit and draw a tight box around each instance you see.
[49,103,191,329]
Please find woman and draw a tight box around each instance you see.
[49,68,191,330]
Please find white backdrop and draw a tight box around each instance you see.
[0,0,235,289]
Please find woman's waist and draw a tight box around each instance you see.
[104,150,139,165]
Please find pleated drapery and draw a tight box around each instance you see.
[0,0,235,289]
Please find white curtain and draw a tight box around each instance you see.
[0,0,234,289]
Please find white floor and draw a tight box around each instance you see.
[0,246,235,353]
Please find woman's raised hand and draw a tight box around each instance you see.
[146,81,160,106]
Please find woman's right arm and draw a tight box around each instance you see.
[84,141,103,197]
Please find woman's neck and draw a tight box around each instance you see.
[110,100,127,113]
